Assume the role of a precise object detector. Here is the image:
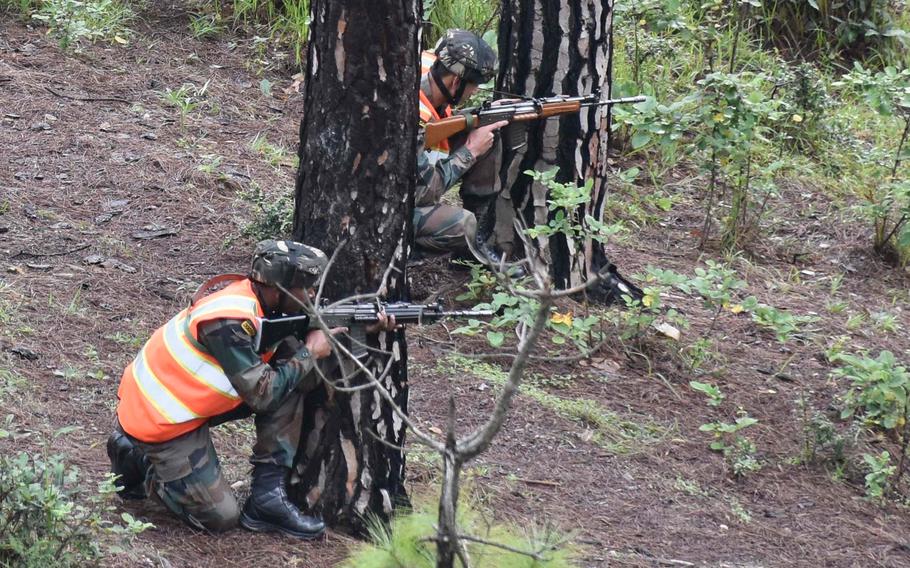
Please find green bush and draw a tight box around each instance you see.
[30,0,134,51]
[423,0,498,48]
[751,0,910,66]
[0,432,152,566]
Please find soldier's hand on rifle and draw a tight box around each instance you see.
[464,120,508,159]
[366,311,397,334]
[305,327,348,359]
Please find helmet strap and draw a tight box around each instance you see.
[431,63,459,107]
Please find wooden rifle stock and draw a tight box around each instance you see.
[424,115,468,149]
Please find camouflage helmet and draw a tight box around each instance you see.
[249,239,327,289]
[433,29,496,85]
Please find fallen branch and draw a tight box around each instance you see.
[515,477,561,487]
[44,86,131,104]
[12,243,90,258]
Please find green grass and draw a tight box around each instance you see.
[440,355,668,454]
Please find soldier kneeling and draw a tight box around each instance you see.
[106,240,391,537]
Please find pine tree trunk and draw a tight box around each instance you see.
[290,0,420,531]
[497,0,617,294]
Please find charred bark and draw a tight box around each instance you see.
[498,0,622,298]
[290,0,420,531]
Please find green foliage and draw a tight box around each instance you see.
[751,0,910,66]
[835,64,910,262]
[523,169,626,244]
[237,181,294,239]
[699,415,761,477]
[30,0,133,51]
[188,0,309,69]
[160,81,210,124]
[797,399,854,466]
[750,304,817,343]
[250,133,295,169]
[422,0,498,48]
[0,429,152,566]
[343,501,576,567]
[689,381,724,406]
[189,11,224,39]
[863,451,896,499]
[835,350,910,431]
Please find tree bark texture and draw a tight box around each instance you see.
[497,0,616,293]
[291,0,420,530]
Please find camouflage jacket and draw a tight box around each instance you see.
[198,320,318,414]
[416,76,476,207]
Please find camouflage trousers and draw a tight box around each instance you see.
[414,136,512,255]
[110,387,306,533]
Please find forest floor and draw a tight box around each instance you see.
[3,6,910,568]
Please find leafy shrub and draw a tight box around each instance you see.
[31,0,134,51]
[0,432,152,566]
[238,182,294,240]
[751,0,910,66]
[863,451,896,499]
[699,415,761,477]
[834,351,910,497]
[422,0,498,48]
[836,64,910,263]
[835,350,909,431]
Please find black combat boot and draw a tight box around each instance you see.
[240,463,325,540]
[106,428,152,500]
[472,198,527,278]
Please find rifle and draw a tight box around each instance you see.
[252,300,493,356]
[423,93,647,150]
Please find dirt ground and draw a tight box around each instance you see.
[3,5,910,568]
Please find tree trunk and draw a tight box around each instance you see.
[290,0,420,531]
[497,0,617,294]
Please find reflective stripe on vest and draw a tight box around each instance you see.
[117,279,269,443]
[420,50,452,154]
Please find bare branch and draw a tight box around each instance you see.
[456,533,549,562]
[457,288,554,460]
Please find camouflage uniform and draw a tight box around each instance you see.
[112,317,324,532]
[413,29,506,258]
[413,78,504,255]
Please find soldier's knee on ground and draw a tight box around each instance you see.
[200,498,241,533]
[156,476,241,533]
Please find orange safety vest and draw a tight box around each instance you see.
[420,50,452,156]
[116,279,273,443]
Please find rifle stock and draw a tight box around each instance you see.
[424,115,468,150]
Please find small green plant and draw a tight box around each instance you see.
[689,381,725,406]
[835,351,909,431]
[863,451,896,499]
[524,169,627,245]
[796,395,855,466]
[750,304,817,343]
[160,82,210,124]
[871,310,901,333]
[189,12,223,39]
[237,181,294,239]
[699,415,761,477]
[250,133,295,169]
